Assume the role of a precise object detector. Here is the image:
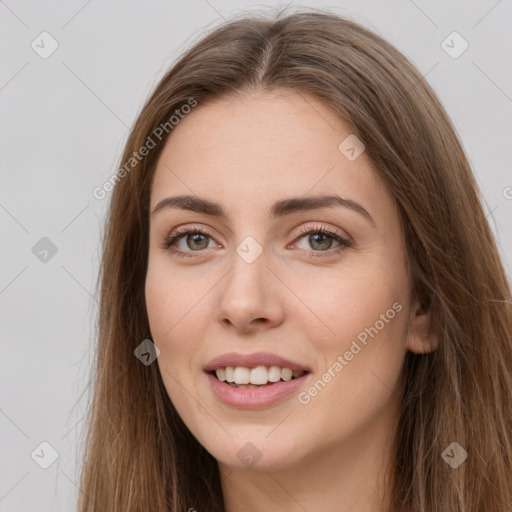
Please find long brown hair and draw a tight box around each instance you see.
[78,9,512,511]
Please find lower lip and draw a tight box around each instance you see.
[205,372,309,409]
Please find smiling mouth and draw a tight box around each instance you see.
[210,365,309,388]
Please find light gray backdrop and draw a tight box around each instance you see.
[1,0,511,510]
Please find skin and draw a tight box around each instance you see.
[145,90,437,512]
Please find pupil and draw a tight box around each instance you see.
[187,233,209,250]
[309,233,332,251]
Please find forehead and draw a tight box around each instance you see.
[150,90,392,223]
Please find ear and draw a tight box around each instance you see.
[406,300,438,354]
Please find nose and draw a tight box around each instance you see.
[215,248,285,334]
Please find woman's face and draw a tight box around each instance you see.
[145,90,425,472]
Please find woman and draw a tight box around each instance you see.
[78,10,512,511]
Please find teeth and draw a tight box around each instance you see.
[250,366,269,385]
[268,365,281,382]
[281,368,293,381]
[214,365,305,386]
[225,366,234,382]
[233,367,250,384]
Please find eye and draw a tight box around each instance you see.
[161,227,217,257]
[292,224,352,257]
[161,223,352,259]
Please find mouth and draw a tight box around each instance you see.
[208,365,310,389]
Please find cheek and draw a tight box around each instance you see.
[290,261,405,344]
[145,260,206,422]
[145,260,200,386]
[293,265,407,403]
[145,254,208,340]
[145,254,221,390]
[297,297,406,443]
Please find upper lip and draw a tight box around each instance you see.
[204,352,311,373]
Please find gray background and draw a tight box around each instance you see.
[1,0,511,510]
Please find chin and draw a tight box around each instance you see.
[206,433,306,473]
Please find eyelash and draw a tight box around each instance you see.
[161,224,352,259]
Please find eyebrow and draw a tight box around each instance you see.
[151,194,375,226]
